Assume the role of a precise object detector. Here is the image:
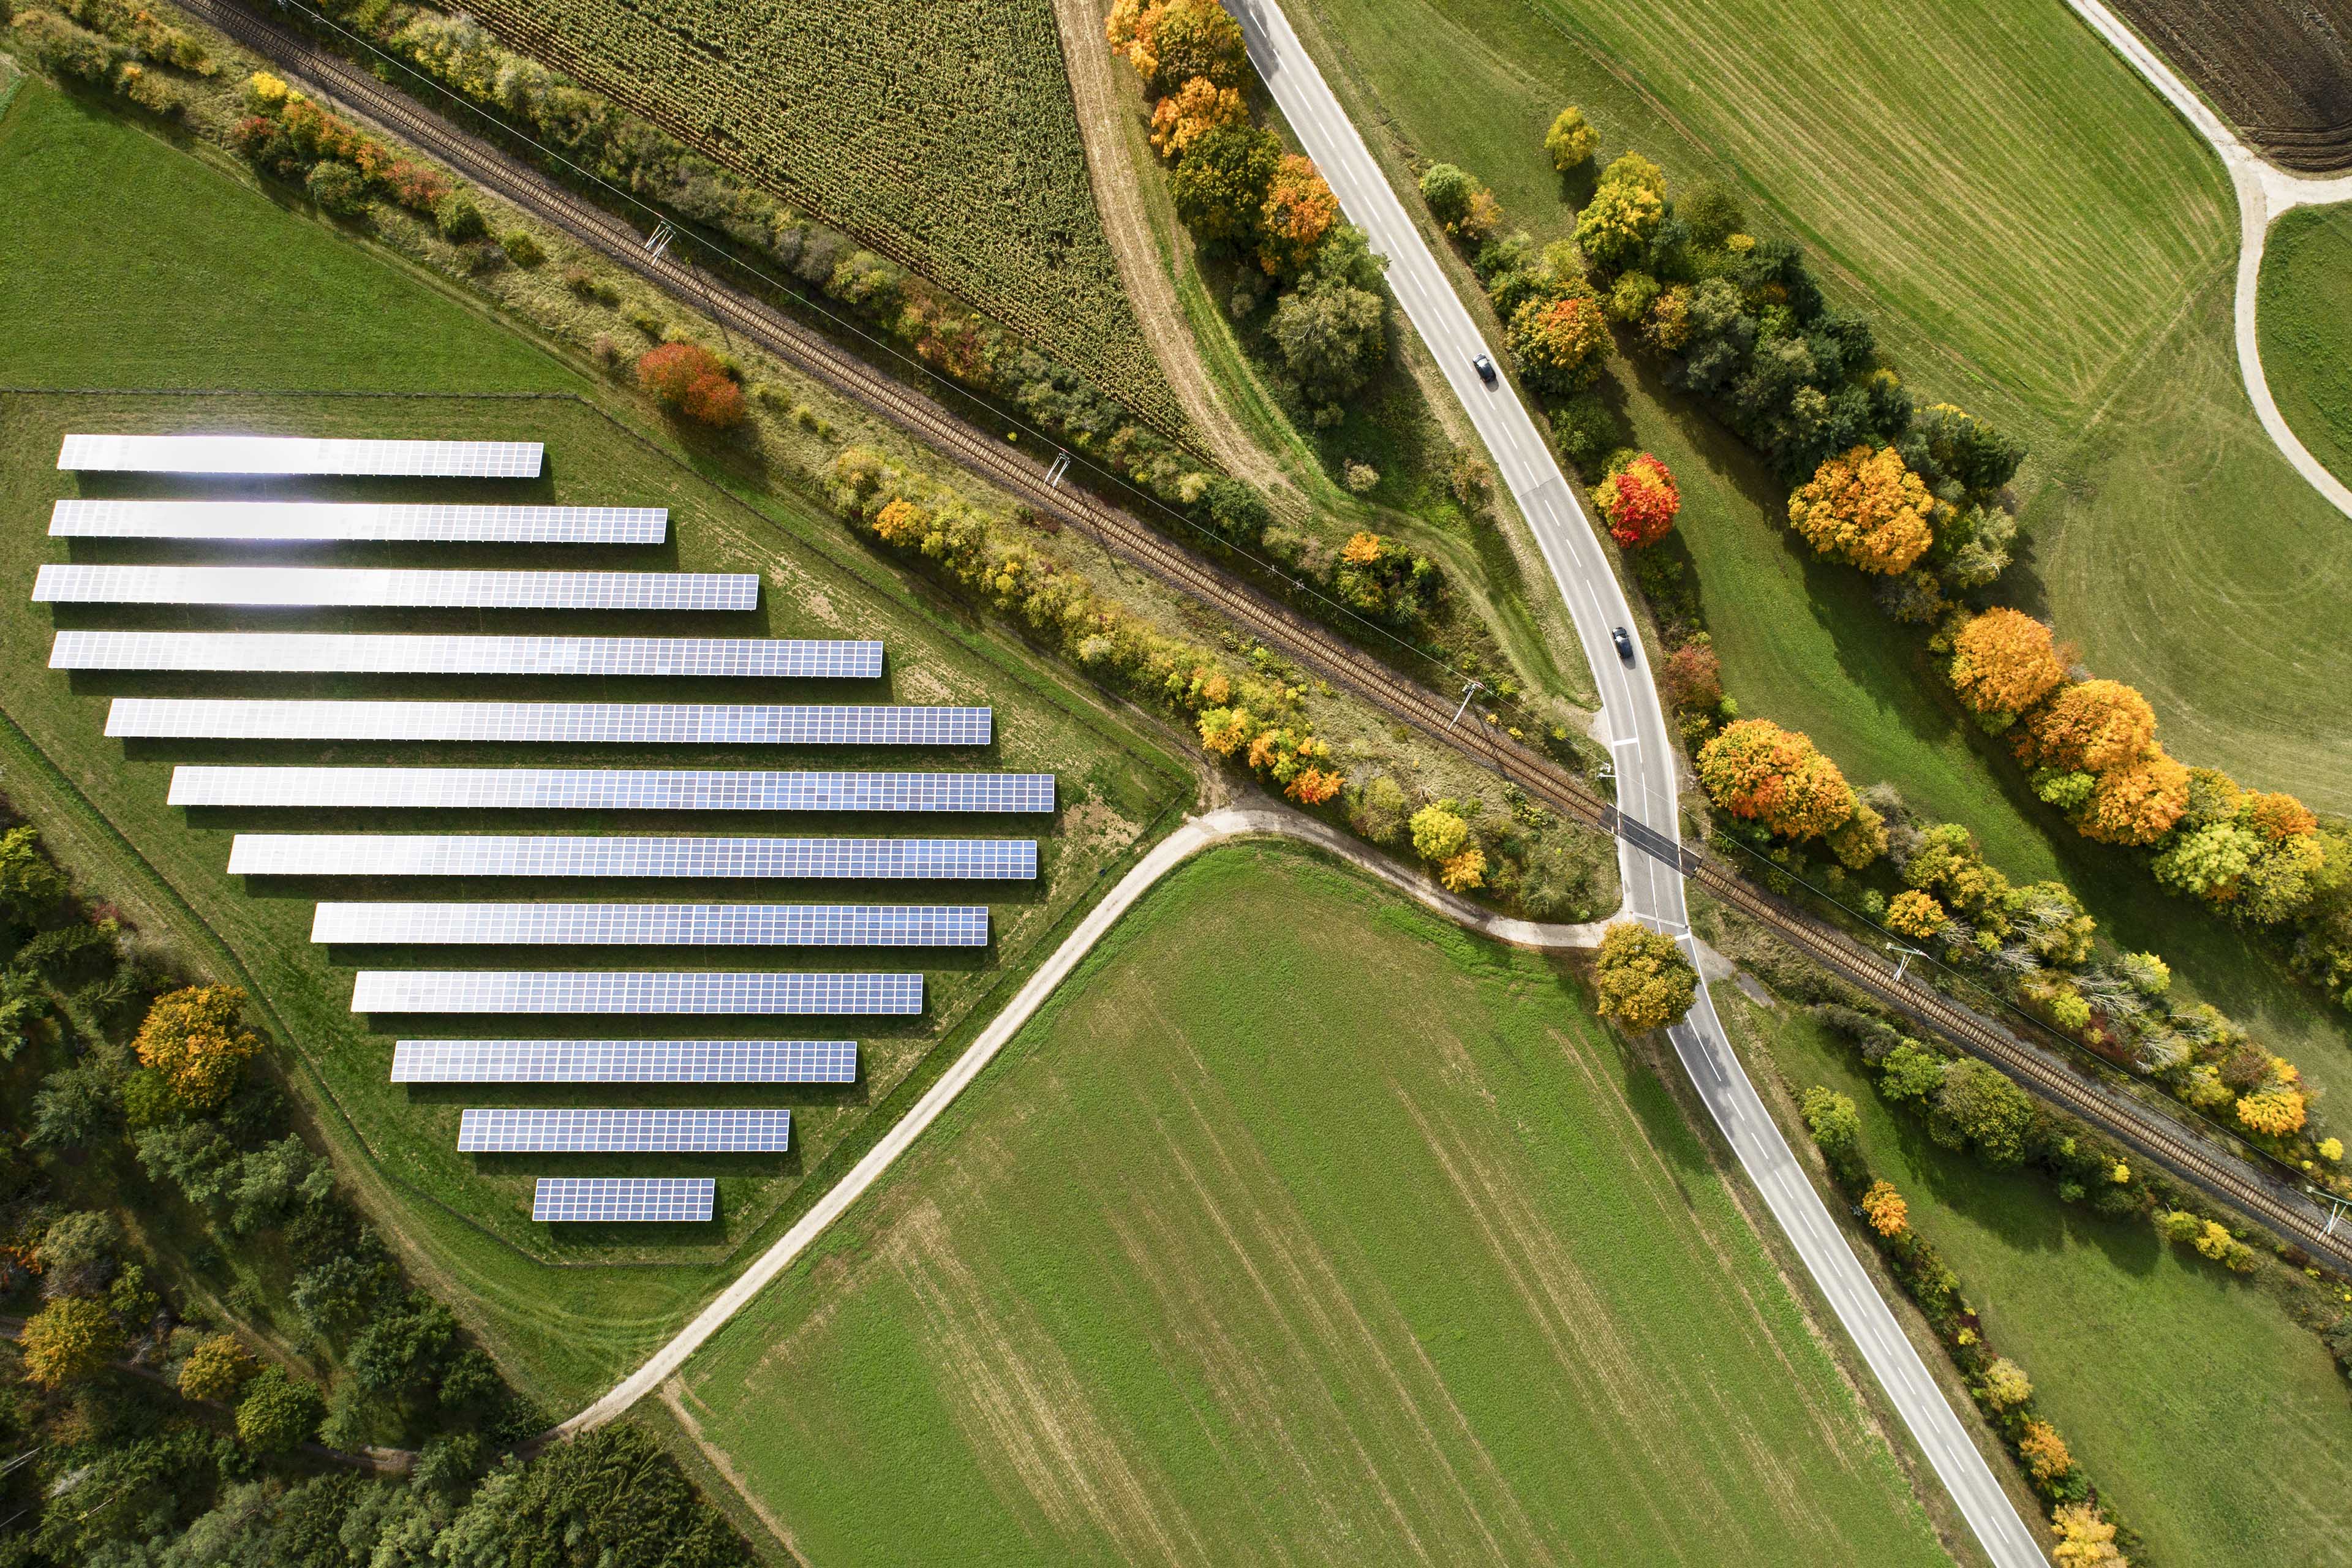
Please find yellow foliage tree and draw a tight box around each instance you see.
[2019,1419,2073,1485]
[1196,706,1254,756]
[1409,804,1471,862]
[872,497,928,546]
[1592,921,1698,1031]
[1438,846,1488,892]
[1860,1180,1909,1237]
[2076,750,2190,846]
[1979,1356,2032,1411]
[2029,679,2158,774]
[2051,1504,2128,1567]
[1885,889,1947,941]
[1785,445,1936,575]
[19,1297,122,1388]
[178,1333,257,1403]
[1340,530,1385,565]
[134,986,261,1114]
[1545,105,1599,171]
[2236,1084,2307,1137]
[1148,75,1245,159]
[1948,608,2065,717]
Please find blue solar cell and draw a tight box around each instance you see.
[313,902,987,946]
[533,1177,714,1223]
[391,1039,856,1084]
[350,969,923,1014]
[171,767,1049,812]
[228,835,1035,880]
[459,1107,788,1152]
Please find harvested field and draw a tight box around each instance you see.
[2105,0,2352,172]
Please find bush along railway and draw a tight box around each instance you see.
[183,0,2352,1274]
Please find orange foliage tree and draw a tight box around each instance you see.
[1695,719,1857,840]
[1785,445,1936,575]
[1257,154,1339,276]
[2027,679,2158,774]
[134,986,262,1113]
[1507,292,1611,394]
[1948,608,2064,717]
[2019,1420,2073,1485]
[2075,751,2190,845]
[1148,75,1245,159]
[1594,453,1681,548]
[636,342,744,428]
[1860,1180,1909,1237]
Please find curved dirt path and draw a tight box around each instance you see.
[2064,0,2352,514]
[556,806,1611,1436]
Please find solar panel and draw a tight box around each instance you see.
[459,1108,790,1153]
[231,835,1035,879]
[394,1038,858,1084]
[314,902,987,946]
[35,565,754,609]
[351,970,922,1014]
[56,632,878,679]
[56,433,543,478]
[171,766,1050,812]
[533,1177,714,1223]
[111,700,986,745]
[48,500,665,543]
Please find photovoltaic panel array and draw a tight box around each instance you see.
[110,700,986,745]
[35,565,755,610]
[459,1107,790,1153]
[169,766,1049,812]
[350,970,922,1014]
[533,1177,714,1223]
[56,632,880,679]
[393,1038,858,1084]
[314,902,987,947]
[57,433,543,478]
[48,500,666,543]
[231,835,1035,880]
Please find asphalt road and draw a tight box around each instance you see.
[1232,2,2049,1560]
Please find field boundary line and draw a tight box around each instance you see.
[551,804,1610,1438]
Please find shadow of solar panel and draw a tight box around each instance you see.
[59,634,877,679]
[173,767,1047,811]
[352,970,922,1014]
[314,903,987,946]
[532,1177,715,1223]
[48,500,665,542]
[393,1038,857,1084]
[37,567,755,609]
[459,1107,790,1152]
[111,701,985,744]
[57,434,543,477]
[230,835,1035,880]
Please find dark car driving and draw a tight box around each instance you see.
[1472,354,1498,385]
[1611,627,1635,663]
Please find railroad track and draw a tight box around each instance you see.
[176,0,2352,1272]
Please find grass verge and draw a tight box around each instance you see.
[2258,202,2352,488]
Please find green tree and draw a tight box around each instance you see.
[28,1059,115,1150]
[18,1296,123,1387]
[1879,1042,1945,1104]
[1800,1086,1863,1175]
[1268,237,1389,409]
[1936,1059,2035,1164]
[1544,105,1598,171]
[1172,123,1281,245]
[1417,162,1482,228]
[235,1366,324,1453]
[1591,922,1697,1031]
[36,1209,123,1297]
[0,826,69,921]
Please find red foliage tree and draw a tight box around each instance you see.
[1595,453,1681,547]
[636,342,744,428]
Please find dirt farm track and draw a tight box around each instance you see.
[2106,0,2352,171]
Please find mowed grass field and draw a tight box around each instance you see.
[1743,998,2352,1567]
[673,844,1959,1567]
[0,80,1189,1404]
[2260,202,2352,486]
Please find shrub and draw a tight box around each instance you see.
[303,160,369,217]
[432,189,487,241]
[635,341,744,428]
[1348,776,1409,844]
[500,230,545,267]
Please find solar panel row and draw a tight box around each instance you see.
[350,970,922,1014]
[230,834,1036,880]
[36,565,756,609]
[313,902,987,947]
[533,1177,714,1223]
[56,632,879,679]
[109,699,988,745]
[49,500,666,543]
[169,766,1050,812]
[459,1107,790,1153]
[58,433,543,478]
[393,1038,858,1084]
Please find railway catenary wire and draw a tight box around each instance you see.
[181,0,2352,1273]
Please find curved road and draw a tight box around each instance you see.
[1231,2,2050,1562]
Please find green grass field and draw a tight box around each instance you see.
[1743,998,2352,1567]
[673,843,1959,1566]
[2260,202,2352,487]
[0,79,1189,1405]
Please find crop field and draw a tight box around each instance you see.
[671,844,1959,1567]
[2259,202,2352,484]
[462,0,1187,437]
[2105,0,2352,172]
[0,80,1189,1404]
[1744,998,2352,1567]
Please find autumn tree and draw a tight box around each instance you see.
[1574,154,1666,271]
[1861,1180,1909,1237]
[1172,122,1282,245]
[1594,453,1680,548]
[2028,679,2158,775]
[134,985,262,1114]
[1544,105,1599,171]
[2076,751,2189,846]
[1660,638,1722,711]
[1257,154,1339,276]
[1409,802,1471,862]
[1507,292,1611,394]
[1107,0,1246,92]
[178,1333,257,1402]
[1948,608,2064,718]
[1885,889,1947,941]
[1785,445,1936,575]
[1148,75,1245,159]
[2018,1420,2073,1485]
[1980,1356,2033,1411]
[1438,846,1488,893]
[635,342,744,428]
[1695,719,1858,841]
[19,1297,121,1387]
[1592,921,1697,1031]
[2050,1504,2128,1567]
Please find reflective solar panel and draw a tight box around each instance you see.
[533,1177,714,1223]
[58,632,878,678]
[352,970,922,1014]
[172,766,1049,812]
[394,1038,858,1084]
[111,700,986,745]
[35,565,753,609]
[232,835,1033,879]
[48,500,664,543]
[57,433,543,477]
[459,1108,790,1153]
[314,902,986,946]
